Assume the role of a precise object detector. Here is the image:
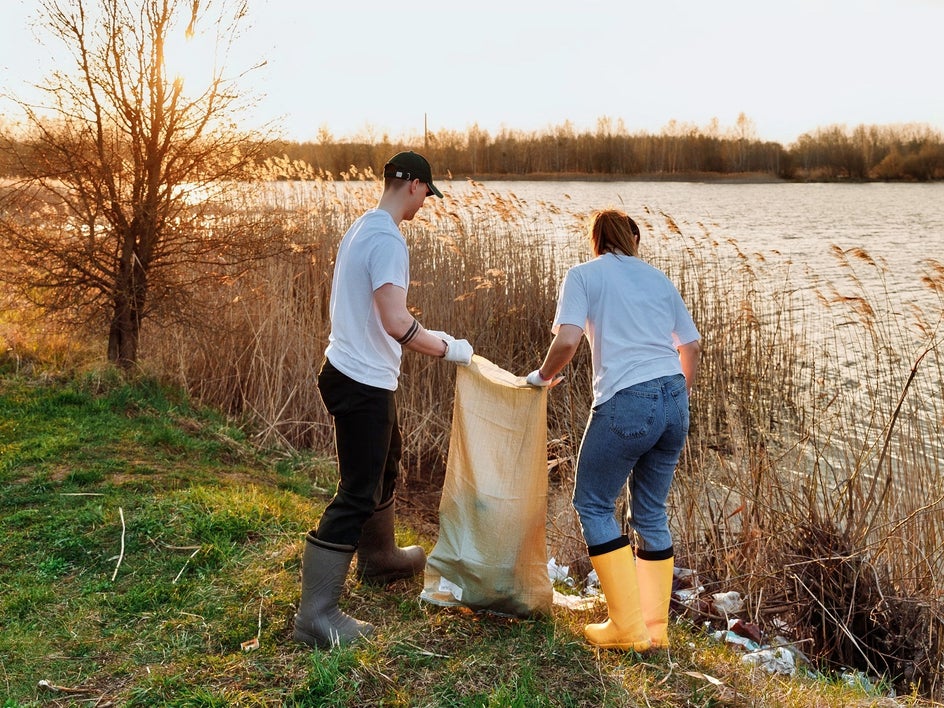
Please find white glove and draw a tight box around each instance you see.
[426,330,455,343]
[443,338,473,366]
[526,369,554,386]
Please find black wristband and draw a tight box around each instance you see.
[396,319,420,345]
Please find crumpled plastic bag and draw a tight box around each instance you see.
[742,647,797,675]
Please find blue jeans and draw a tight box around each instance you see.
[573,374,689,553]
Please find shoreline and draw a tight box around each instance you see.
[436,171,943,185]
[451,171,787,184]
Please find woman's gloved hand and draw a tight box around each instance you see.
[525,369,563,387]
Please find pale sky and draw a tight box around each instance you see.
[2,0,943,147]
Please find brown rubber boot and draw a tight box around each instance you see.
[293,536,374,649]
[355,498,426,585]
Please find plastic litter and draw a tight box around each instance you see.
[669,568,892,694]
[547,557,574,587]
[712,629,761,653]
[711,618,801,677]
[711,590,744,615]
[741,646,796,675]
[552,589,602,610]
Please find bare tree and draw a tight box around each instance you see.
[0,0,275,368]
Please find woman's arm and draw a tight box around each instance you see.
[535,324,583,381]
[678,339,702,395]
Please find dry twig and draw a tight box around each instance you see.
[173,547,202,584]
[110,507,125,582]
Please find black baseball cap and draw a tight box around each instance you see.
[383,151,443,198]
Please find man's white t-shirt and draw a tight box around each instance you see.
[324,209,409,391]
[553,253,700,407]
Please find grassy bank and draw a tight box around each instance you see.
[0,368,920,706]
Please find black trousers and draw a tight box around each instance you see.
[313,357,401,546]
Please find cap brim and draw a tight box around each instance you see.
[427,182,443,198]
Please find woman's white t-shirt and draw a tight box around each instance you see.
[553,253,700,407]
[324,209,409,391]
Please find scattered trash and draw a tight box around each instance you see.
[674,567,700,587]
[710,620,803,677]
[672,566,707,613]
[545,558,890,695]
[691,585,883,691]
[547,557,574,587]
[241,637,259,652]
[730,618,763,644]
[841,670,883,694]
[419,576,465,607]
[712,620,761,653]
[552,589,602,610]
[742,646,796,675]
[711,590,744,615]
[678,577,804,679]
[547,558,602,609]
[585,569,600,594]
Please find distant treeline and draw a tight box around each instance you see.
[4,118,943,182]
[263,120,944,182]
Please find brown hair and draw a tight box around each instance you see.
[589,209,641,258]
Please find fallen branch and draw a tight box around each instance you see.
[241,596,266,652]
[172,547,201,584]
[257,595,264,638]
[37,679,93,694]
[110,507,125,582]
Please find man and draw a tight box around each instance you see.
[294,151,473,649]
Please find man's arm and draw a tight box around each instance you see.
[374,283,448,357]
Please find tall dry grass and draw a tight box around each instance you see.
[139,173,944,697]
[650,220,944,694]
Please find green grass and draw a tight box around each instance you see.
[0,371,928,706]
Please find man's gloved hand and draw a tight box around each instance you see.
[443,338,473,366]
[526,369,563,387]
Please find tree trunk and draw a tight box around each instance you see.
[107,253,147,370]
[107,302,139,370]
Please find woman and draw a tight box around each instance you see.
[526,209,701,651]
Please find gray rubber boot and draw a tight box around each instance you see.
[293,536,374,649]
[355,498,426,585]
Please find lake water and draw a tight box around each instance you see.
[455,180,944,314]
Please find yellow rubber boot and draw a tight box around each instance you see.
[585,542,652,651]
[636,554,675,649]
